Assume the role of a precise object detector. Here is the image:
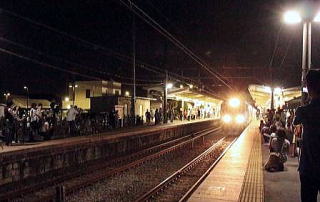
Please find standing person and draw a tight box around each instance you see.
[145,109,151,125]
[293,70,320,202]
[66,105,79,136]
[29,103,38,142]
[150,109,154,123]
[4,102,14,145]
[154,109,159,125]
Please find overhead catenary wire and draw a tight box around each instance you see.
[0,8,198,86]
[0,7,223,98]
[0,36,163,83]
[119,0,233,90]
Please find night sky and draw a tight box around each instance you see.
[0,0,318,100]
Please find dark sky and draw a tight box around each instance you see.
[0,0,317,99]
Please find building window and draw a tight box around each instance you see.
[86,89,90,98]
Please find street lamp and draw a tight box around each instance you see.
[283,7,320,105]
[69,83,78,106]
[24,86,29,113]
[3,92,10,102]
[166,83,173,89]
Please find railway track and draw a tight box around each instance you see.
[7,126,221,201]
[135,136,237,202]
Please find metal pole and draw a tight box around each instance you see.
[271,88,274,110]
[131,2,136,125]
[307,21,312,70]
[163,71,168,123]
[26,88,29,114]
[301,22,308,105]
[72,85,75,106]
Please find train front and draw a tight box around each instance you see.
[221,98,248,135]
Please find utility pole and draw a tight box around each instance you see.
[163,70,168,124]
[131,2,136,125]
[301,21,312,105]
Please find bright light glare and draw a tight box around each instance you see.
[125,91,130,96]
[229,98,240,108]
[314,12,320,22]
[65,97,70,102]
[180,84,184,89]
[274,87,282,94]
[166,83,173,89]
[236,114,245,124]
[283,10,302,24]
[189,84,193,89]
[264,86,272,93]
[223,114,232,123]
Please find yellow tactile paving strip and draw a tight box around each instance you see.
[188,122,264,202]
[239,132,264,202]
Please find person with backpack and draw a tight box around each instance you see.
[264,129,290,172]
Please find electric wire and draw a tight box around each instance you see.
[0,8,198,86]
[119,0,232,89]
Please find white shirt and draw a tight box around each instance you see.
[66,107,78,121]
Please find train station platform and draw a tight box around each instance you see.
[0,118,216,155]
[188,121,303,202]
[0,118,219,191]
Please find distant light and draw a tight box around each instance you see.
[75,84,79,88]
[23,86,28,90]
[236,114,245,124]
[229,98,240,108]
[69,85,73,88]
[189,84,193,89]
[180,84,184,89]
[303,87,308,93]
[125,91,130,96]
[264,86,272,93]
[166,83,173,89]
[283,10,302,24]
[274,87,282,94]
[65,97,70,102]
[314,12,320,22]
[223,114,232,123]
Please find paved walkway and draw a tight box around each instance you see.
[188,121,263,202]
[0,118,215,155]
[262,143,303,202]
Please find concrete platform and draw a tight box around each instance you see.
[262,143,302,202]
[189,121,320,202]
[0,118,219,192]
[188,121,263,202]
[0,118,215,155]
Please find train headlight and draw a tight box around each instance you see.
[223,114,232,123]
[229,98,240,108]
[236,114,245,124]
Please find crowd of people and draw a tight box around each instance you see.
[260,69,320,202]
[259,107,292,172]
[0,102,125,146]
[0,101,216,146]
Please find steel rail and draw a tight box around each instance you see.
[6,126,220,201]
[135,136,237,202]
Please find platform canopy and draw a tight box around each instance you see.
[248,84,301,109]
[168,88,223,105]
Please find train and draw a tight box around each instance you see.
[220,97,256,134]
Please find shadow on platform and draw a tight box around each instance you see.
[262,143,303,202]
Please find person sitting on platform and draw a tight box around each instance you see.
[264,129,290,172]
